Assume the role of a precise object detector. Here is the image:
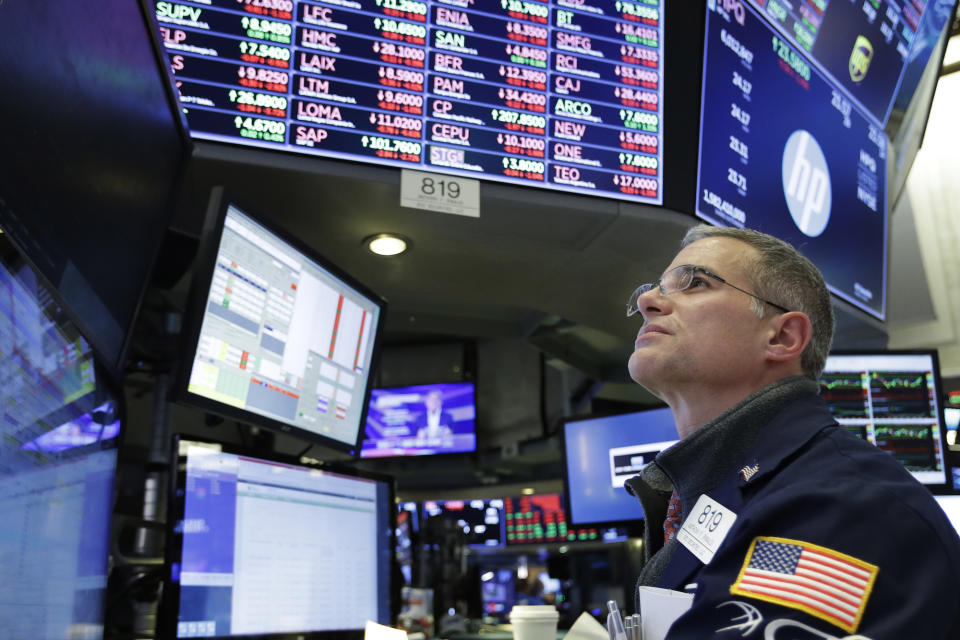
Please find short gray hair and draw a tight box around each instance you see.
[681,225,834,381]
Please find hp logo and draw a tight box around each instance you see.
[781,130,831,237]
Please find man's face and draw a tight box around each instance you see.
[425,391,442,411]
[627,237,771,397]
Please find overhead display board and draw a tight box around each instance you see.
[744,0,947,126]
[154,0,665,204]
[696,0,888,319]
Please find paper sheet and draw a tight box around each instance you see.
[563,611,610,640]
[364,620,408,640]
[638,586,694,640]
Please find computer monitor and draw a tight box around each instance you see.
[479,568,516,620]
[421,498,505,548]
[0,235,121,639]
[177,189,386,454]
[0,0,188,375]
[161,436,395,639]
[361,382,477,458]
[562,407,678,527]
[821,350,950,485]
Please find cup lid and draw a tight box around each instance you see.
[509,605,559,619]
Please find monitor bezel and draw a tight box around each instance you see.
[823,348,951,488]
[560,406,671,533]
[360,380,479,460]
[174,187,388,455]
[159,433,398,640]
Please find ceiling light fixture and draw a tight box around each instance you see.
[364,233,410,256]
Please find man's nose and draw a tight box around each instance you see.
[637,286,669,320]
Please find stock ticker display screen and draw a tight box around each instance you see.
[154,0,664,204]
[746,0,936,126]
[696,0,887,319]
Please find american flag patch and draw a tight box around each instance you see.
[730,536,878,633]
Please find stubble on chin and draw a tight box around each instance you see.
[628,350,664,398]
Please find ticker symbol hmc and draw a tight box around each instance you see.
[781,130,832,237]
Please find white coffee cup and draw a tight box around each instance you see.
[509,605,559,640]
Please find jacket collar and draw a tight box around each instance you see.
[651,382,836,590]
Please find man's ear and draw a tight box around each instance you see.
[765,311,812,363]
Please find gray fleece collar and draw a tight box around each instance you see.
[654,376,820,518]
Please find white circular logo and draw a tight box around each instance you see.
[781,130,832,237]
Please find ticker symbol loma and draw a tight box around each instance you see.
[849,36,873,82]
[782,130,831,237]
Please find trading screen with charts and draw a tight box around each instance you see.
[821,353,948,485]
[186,205,380,446]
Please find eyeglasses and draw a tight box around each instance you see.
[626,264,791,317]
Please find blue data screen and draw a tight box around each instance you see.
[563,407,678,526]
[154,0,665,204]
[697,0,888,319]
[744,0,939,125]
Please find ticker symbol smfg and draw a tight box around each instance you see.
[849,35,873,82]
[781,130,831,237]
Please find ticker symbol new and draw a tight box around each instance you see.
[849,36,873,82]
[782,130,831,238]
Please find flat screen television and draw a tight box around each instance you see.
[151,0,667,205]
[177,188,386,454]
[361,382,477,458]
[562,407,679,527]
[421,498,505,548]
[696,0,889,320]
[0,234,122,639]
[0,0,188,375]
[821,350,950,486]
[160,436,395,639]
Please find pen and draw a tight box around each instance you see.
[606,600,627,640]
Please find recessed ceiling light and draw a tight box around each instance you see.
[364,233,409,256]
[521,487,535,495]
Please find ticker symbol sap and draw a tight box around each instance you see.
[782,130,832,238]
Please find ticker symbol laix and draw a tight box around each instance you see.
[782,130,831,237]
[849,36,873,82]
